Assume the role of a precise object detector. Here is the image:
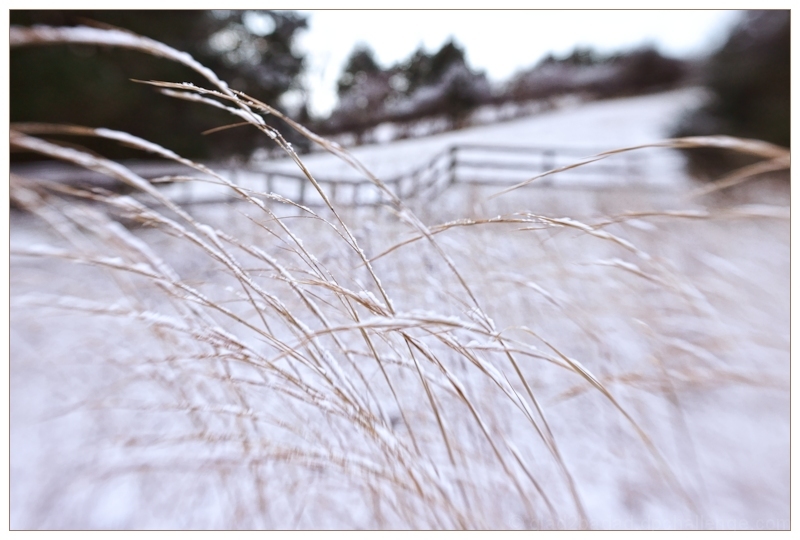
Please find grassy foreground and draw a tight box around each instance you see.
[9,25,790,529]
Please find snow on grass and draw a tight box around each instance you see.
[11,151,788,530]
[9,27,788,530]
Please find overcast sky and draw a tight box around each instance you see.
[290,10,743,117]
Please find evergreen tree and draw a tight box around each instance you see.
[400,40,489,128]
[337,45,381,96]
[403,47,434,95]
[324,38,490,138]
[402,39,468,93]
[428,40,467,83]
[393,40,491,127]
[325,44,393,143]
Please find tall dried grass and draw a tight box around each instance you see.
[9,25,790,530]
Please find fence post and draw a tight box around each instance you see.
[412,169,422,198]
[449,145,458,185]
[540,150,556,187]
[626,154,639,185]
[266,174,273,194]
[298,178,306,206]
[543,149,555,172]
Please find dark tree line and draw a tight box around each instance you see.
[13,9,786,169]
[10,10,309,160]
[321,39,491,143]
[491,45,687,103]
[672,10,790,178]
[321,39,690,144]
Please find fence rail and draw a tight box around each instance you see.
[223,144,649,207]
[13,143,661,209]
[206,144,649,208]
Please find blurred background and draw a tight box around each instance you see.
[10,9,790,177]
[9,11,791,529]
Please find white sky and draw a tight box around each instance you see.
[291,10,743,117]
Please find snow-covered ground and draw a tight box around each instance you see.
[10,89,789,529]
[251,88,705,180]
[126,88,703,210]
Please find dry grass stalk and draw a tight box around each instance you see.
[9,24,789,529]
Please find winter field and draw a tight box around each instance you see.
[10,83,789,529]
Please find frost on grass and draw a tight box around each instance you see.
[11,150,789,529]
[9,26,790,531]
